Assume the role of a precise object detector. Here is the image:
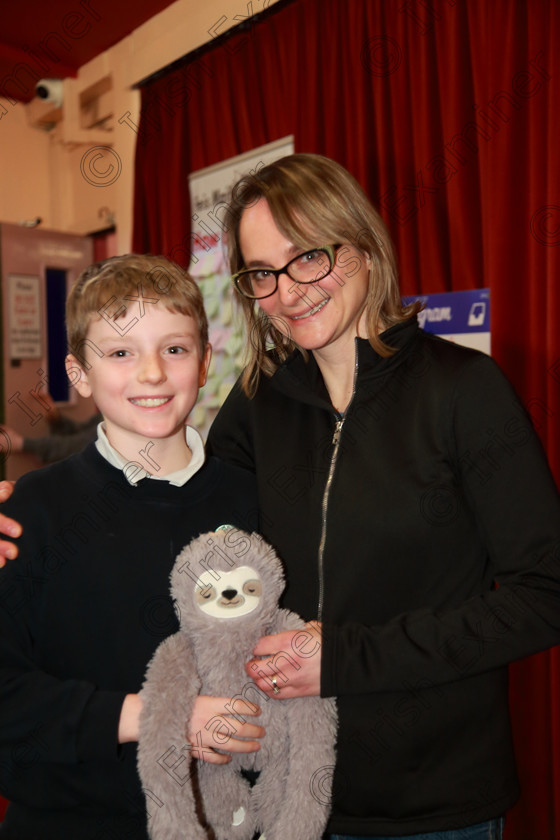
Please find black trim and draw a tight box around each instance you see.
[133,0,297,90]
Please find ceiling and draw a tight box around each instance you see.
[1,0,178,103]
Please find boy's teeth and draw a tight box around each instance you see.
[131,398,169,407]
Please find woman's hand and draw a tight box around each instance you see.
[0,481,20,566]
[245,621,322,699]
[187,695,265,765]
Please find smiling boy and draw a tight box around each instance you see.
[68,288,211,479]
[0,255,261,839]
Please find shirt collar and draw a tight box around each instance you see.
[95,422,206,487]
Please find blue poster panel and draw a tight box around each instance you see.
[402,289,490,354]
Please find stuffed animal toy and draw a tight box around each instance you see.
[137,527,337,840]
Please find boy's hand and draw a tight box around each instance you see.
[188,695,264,764]
[120,694,264,759]
[118,693,143,743]
[0,482,21,566]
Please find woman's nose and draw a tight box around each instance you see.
[277,272,324,309]
[276,271,308,306]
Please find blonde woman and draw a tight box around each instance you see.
[206,153,560,840]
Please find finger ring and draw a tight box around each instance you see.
[271,676,280,695]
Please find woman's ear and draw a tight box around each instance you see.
[65,355,92,398]
[198,343,212,388]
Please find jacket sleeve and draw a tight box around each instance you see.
[23,416,100,464]
[207,380,257,473]
[321,354,560,696]
[0,483,126,767]
[47,411,102,436]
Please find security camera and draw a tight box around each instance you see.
[19,218,42,228]
[35,79,63,108]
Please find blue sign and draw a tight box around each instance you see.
[402,289,491,354]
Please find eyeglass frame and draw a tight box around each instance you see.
[232,244,341,300]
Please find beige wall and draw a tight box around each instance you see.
[0,223,94,480]
[0,0,280,255]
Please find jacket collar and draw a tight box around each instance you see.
[270,317,420,408]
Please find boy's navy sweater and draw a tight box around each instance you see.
[0,443,258,839]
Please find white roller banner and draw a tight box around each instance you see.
[188,136,294,438]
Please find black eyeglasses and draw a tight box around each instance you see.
[233,245,339,300]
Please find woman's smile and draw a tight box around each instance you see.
[239,198,370,361]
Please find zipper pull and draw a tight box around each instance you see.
[332,419,343,445]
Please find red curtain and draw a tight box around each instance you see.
[133,2,560,837]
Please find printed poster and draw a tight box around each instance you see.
[403,289,491,354]
[188,136,294,438]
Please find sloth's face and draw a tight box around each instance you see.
[194,566,263,619]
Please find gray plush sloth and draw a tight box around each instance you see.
[137,528,337,840]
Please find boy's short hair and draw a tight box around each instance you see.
[66,254,209,359]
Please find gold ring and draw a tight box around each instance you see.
[271,676,280,695]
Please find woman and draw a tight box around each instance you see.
[1,154,560,839]
[205,154,560,839]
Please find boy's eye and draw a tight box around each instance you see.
[110,349,130,358]
[166,346,187,354]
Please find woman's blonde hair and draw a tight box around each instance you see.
[226,153,420,396]
[66,254,209,363]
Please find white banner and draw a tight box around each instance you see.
[188,137,294,438]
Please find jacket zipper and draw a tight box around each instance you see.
[316,348,359,620]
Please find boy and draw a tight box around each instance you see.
[0,255,263,839]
